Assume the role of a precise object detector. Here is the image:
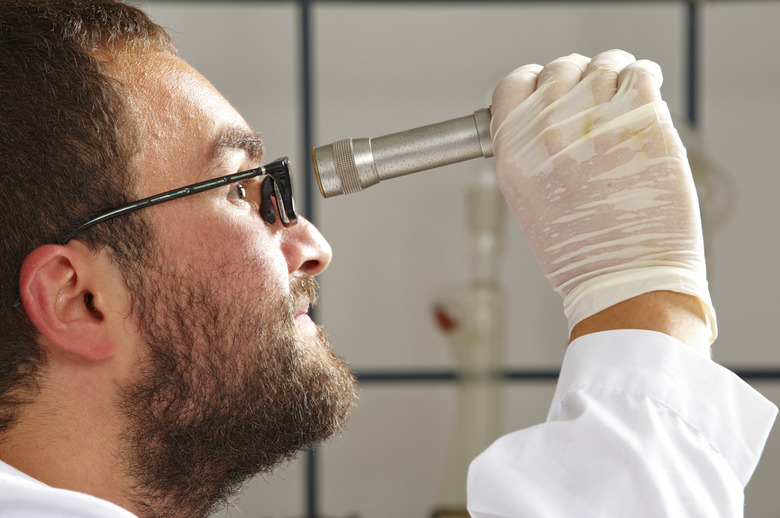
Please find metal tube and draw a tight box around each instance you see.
[312,107,493,198]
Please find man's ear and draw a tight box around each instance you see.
[19,243,128,360]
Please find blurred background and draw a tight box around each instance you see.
[138,1,780,516]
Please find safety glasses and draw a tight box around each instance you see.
[62,156,297,244]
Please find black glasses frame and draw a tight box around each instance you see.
[62,156,297,244]
[12,157,297,308]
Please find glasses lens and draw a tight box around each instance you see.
[259,158,297,226]
[260,177,278,224]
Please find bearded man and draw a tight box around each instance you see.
[0,2,355,517]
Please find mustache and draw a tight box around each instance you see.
[289,274,319,309]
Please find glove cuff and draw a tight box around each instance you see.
[563,267,718,350]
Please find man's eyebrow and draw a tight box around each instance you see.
[211,127,264,165]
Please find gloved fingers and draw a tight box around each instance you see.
[491,63,543,137]
[581,49,636,105]
[492,55,591,138]
[615,59,664,107]
[533,54,663,156]
[535,53,590,100]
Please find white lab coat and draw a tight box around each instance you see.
[467,329,778,517]
[0,460,135,517]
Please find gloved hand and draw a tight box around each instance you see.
[492,50,716,343]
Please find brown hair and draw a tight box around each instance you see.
[0,1,175,433]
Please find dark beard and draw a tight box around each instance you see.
[119,265,356,518]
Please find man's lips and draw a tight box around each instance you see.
[294,302,312,321]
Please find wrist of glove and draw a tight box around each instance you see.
[493,50,716,343]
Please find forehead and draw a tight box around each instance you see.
[120,52,262,196]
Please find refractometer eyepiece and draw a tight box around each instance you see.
[312,107,493,198]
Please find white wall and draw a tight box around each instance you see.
[139,2,780,517]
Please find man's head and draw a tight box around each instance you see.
[0,2,356,517]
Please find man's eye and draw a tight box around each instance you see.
[235,183,247,200]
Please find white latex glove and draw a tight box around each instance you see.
[492,50,716,343]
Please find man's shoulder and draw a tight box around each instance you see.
[0,460,136,518]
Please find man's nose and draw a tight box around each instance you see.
[280,216,332,276]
